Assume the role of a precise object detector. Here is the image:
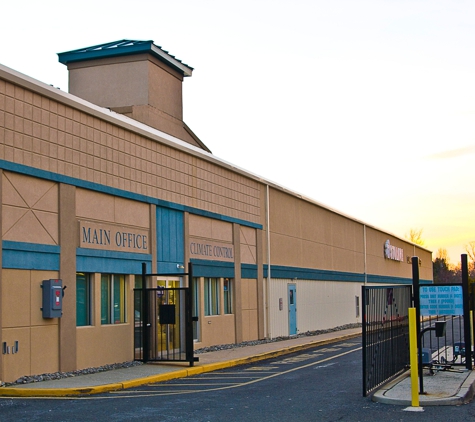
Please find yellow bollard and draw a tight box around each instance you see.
[408,308,420,407]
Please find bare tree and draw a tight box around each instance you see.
[465,241,475,262]
[433,248,458,284]
[436,248,449,262]
[406,228,425,246]
[433,245,475,283]
[465,241,475,277]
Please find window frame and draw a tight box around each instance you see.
[101,274,127,325]
[204,277,220,316]
[76,272,92,326]
[223,278,233,314]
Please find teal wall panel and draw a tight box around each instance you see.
[2,241,60,270]
[157,207,184,269]
[191,259,235,278]
[76,248,151,274]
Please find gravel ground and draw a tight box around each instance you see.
[194,322,361,353]
[4,323,361,386]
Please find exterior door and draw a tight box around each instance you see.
[288,284,297,335]
[135,287,188,363]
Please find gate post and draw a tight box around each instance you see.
[461,254,472,370]
[412,256,424,394]
[362,285,367,396]
[186,262,195,366]
[142,262,150,363]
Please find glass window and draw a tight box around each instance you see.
[204,277,219,316]
[224,278,233,314]
[76,273,91,326]
[134,275,143,324]
[101,274,126,324]
[157,278,180,288]
[135,275,143,290]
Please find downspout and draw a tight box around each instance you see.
[265,184,271,338]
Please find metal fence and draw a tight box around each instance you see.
[419,314,468,367]
[412,256,473,394]
[362,285,412,396]
[134,287,191,363]
[134,263,196,366]
[418,282,469,368]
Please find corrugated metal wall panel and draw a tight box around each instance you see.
[268,279,289,338]
[268,279,363,338]
[297,280,362,332]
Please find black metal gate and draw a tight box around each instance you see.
[134,263,197,366]
[362,285,412,396]
[418,284,470,368]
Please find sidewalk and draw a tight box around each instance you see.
[372,366,475,406]
[0,328,361,397]
[0,327,474,406]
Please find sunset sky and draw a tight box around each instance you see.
[2,1,474,264]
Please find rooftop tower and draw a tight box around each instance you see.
[58,40,210,152]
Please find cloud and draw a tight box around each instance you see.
[426,145,475,160]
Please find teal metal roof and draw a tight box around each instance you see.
[58,40,193,76]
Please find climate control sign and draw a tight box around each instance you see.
[189,238,234,262]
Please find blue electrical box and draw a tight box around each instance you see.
[41,279,63,318]
[422,348,432,365]
[454,342,466,358]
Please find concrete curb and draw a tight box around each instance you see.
[372,369,475,406]
[456,369,475,404]
[0,333,360,397]
[371,372,412,406]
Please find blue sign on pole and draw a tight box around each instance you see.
[419,285,463,316]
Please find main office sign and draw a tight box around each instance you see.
[79,221,149,253]
[189,238,234,262]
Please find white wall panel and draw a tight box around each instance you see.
[268,279,364,338]
[268,279,290,338]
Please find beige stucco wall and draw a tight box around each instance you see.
[193,276,236,348]
[267,187,433,281]
[68,54,184,122]
[76,273,134,369]
[200,314,236,347]
[240,225,257,265]
[2,172,58,244]
[188,215,262,345]
[67,54,201,146]
[1,269,59,382]
[68,57,151,111]
[75,190,145,369]
[365,226,433,281]
[0,73,261,225]
[189,214,233,242]
[268,187,365,273]
[0,58,436,380]
[241,278,258,341]
[1,171,61,382]
[76,188,150,228]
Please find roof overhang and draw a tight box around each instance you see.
[58,39,193,77]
